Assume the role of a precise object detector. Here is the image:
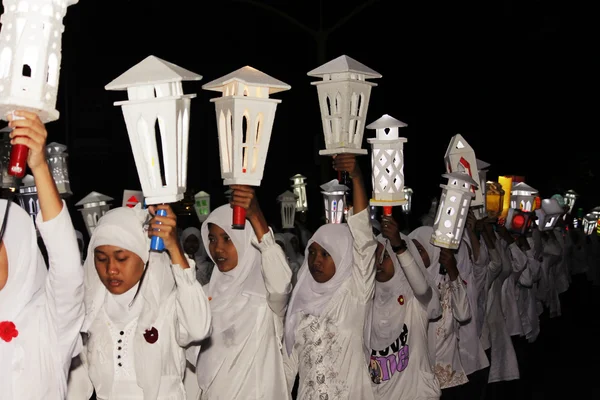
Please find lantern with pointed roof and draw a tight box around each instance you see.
[564,189,578,214]
[401,186,413,214]
[202,65,290,229]
[472,158,490,218]
[45,141,71,197]
[366,114,407,214]
[431,171,478,249]
[122,189,144,208]
[535,198,564,231]
[194,190,210,223]
[0,126,16,189]
[321,179,349,224]
[583,213,597,236]
[76,191,113,237]
[308,55,381,155]
[277,190,298,229]
[444,134,483,207]
[16,173,38,227]
[290,173,308,212]
[510,182,538,212]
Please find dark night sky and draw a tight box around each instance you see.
[2,0,597,236]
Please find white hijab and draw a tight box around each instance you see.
[82,204,175,400]
[0,200,49,399]
[181,227,208,262]
[284,223,354,355]
[197,204,266,388]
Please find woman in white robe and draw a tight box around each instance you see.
[0,110,84,399]
[67,204,212,400]
[283,154,376,400]
[196,185,293,400]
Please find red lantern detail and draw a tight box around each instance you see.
[512,214,525,229]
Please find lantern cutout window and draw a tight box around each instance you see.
[76,191,113,237]
[444,134,483,207]
[122,189,144,208]
[321,179,349,224]
[0,126,17,189]
[203,66,290,186]
[290,174,308,212]
[401,186,413,214]
[277,190,298,229]
[506,208,535,235]
[105,55,202,205]
[485,181,505,218]
[534,198,564,231]
[431,172,478,250]
[366,114,408,206]
[0,0,78,122]
[563,189,578,214]
[194,190,210,223]
[46,141,71,197]
[16,173,38,227]
[308,55,381,155]
[510,182,538,212]
[583,214,597,236]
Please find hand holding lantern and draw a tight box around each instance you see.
[381,214,403,249]
[230,185,269,240]
[7,111,48,173]
[147,204,189,268]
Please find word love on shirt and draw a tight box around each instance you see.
[369,324,410,384]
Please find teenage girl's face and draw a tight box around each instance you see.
[0,243,7,290]
[94,245,145,295]
[374,243,395,283]
[183,235,200,256]
[412,239,431,268]
[307,242,336,283]
[207,223,238,272]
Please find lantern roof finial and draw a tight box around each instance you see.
[366,114,407,130]
[194,190,210,198]
[277,190,298,202]
[511,182,538,195]
[76,191,114,206]
[444,133,474,158]
[565,189,579,196]
[202,66,291,94]
[320,179,349,193]
[307,55,382,78]
[290,173,307,181]
[105,55,202,91]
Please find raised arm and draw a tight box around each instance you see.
[440,248,471,323]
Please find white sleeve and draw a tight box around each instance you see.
[397,250,432,304]
[508,242,528,273]
[283,343,299,394]
[450,278,471,323]
[347,208,377,303]
[66,344,94,400]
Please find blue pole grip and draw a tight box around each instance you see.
[150,208,167,251]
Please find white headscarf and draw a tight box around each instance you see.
[197,204,266,388]
[0,200,48,399]
[181,227,207,261]
[82,204,175,400]
[284,223,354,355]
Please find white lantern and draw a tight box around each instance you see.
[277,190,297,229]
[366,114,408,211]
[0,0,79,122]
[401,186,413,214]
[308,55,381,155]
[122,189,144,208]
[321,179,349,224]
[564,189,578,214]
[76,191,113,237]
[0,126,17,189]
[473,158,490,219]
[194,190,210,223]
[16,173,38,227]
[510,182,538,212]
[590,206,600,220]
[105,55,201,205]
[534,198,564,231]
[290,173,308,212]
[444,134,483,207]
[431,171,478,249]
[46,141,71,197]
[583,213,597,236]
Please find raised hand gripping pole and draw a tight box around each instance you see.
[150,207,167,251]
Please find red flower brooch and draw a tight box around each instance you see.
[0,321,18,342]
[143,327,158,344]
[397,295,405,305]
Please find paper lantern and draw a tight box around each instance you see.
[401,186,413,214]
[431,171,478,249]
[505,208,535,235]
[290,173,308,212]
[0,126,17,189]
[534,198,564,231]
[582,213,597,236]
[473,158,490,218]
[194,190,210,223]
[510,182,538,212]
[444,134,483,207]
[15,173,38,227]
[277,190,297,229]
[564,189,579,214]
[485,181,505,218]
[590,206,600,220]
[202,66,290,229]
[308,55,381,156]
[320,179,349,224]
[122,189,144,208]
[45,141,70,197]
[75,191,113,237]
[498,176,513,219]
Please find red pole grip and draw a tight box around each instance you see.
[383,206,393,216]
[8,144,28,178]
[232,205,246,230]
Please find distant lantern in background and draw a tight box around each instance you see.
[76,191,113,237]
[0,126,16,189]
[0,0,79,178]
[590,206,600,220]
[321,179,349,224]
[203,65,290,229]
[122,189,144,208]
[485,181,505,219]
[498,175,513,219]
[444,134,483,207]
[535,198,564,231]
[564,189,579,214]
[308,55,381,156]
[46,141,71,197]
[505,208,535,235]
[401,186,413,214]
[16,174,38,228]
[474,158,490,218]
[510,182,538,212]
[583,214,597,236]
[431,171,478,250]
[277,190,297,229]
[290,174,308,212]
[194,190,210,223]
[105,55,201,251]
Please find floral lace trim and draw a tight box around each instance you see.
[434,363,468,389]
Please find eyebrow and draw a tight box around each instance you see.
[94,249,124,256]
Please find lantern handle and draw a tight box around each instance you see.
[150,206,167,252]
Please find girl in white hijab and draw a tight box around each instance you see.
[196,185,293,400]
[283,154,376,400]
[0,110,84,399]
[180,227,213,286]
[365,215,442,400]
[67,204,212,400]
